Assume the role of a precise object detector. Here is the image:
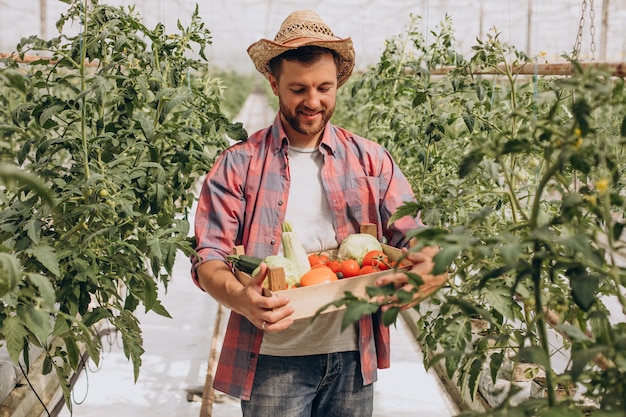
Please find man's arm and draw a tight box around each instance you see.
[374,246,448,311]
[196,260,295,332]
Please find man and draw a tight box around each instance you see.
[192,9,445,417]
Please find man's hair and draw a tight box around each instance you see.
[268,45,341,80]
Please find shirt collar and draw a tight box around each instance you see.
[270,113,338,157]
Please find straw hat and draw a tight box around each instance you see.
[247,10,355,87]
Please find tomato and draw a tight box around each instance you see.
[358,265,379,275]
[299,266,338,286]
[361,250,390,270]
[308,253,329,267]
[326,259,342,273]
[339,259,360,278]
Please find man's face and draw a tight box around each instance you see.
[269,53,337,145]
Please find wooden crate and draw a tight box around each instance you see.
[235,244,410,321]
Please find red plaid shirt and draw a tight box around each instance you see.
[192,115,422,400]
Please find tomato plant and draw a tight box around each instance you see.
[0,1,247,409]
[333,13,626,415]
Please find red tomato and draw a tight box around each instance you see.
[340,259,360,278]
[326,259,342,273]
[308,253,329,267]
[361,250,390,270]
[358,265,379,275]
[299,266,338,286]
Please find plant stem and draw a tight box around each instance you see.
[80,0,90,182]
[531,247,557,406]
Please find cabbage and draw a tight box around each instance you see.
[338,233,383,264]
[252,255,301,288]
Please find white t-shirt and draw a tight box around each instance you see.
[260,145,358,356]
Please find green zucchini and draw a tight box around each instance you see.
[227,254,264,274]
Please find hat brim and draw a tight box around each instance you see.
[247,37,355,87]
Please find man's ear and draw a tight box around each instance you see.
[268,75,279,96]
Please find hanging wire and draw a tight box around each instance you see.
[19,362,51,417]
[70,357,90,406]
[574,0,597,60]
[589,0,597,60]
[574,0,587,59]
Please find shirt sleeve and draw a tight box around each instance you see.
[191,147,249,284]
[378,148,424,247]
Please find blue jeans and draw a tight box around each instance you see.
[241,351,374,417]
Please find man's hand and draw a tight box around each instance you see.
[374,246,448,311]
[197,260,295,332]
[240,262,295,331]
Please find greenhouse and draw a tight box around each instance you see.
[1,1,626,416]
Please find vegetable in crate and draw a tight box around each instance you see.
[299,266,338,286]
[227,254,264,274]
[338,233,383,264]
[252,255,301,288]
[228,254,301,288]
[281,221,311,277]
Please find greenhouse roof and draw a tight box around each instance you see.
[2,0,625,72]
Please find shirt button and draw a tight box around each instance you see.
[278,200,284,206]
[270,239,276,245]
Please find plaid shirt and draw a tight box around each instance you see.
[192,115,422,400]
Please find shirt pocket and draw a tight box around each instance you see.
[346,175,381,224]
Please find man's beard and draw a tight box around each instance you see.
[279,101,334,137]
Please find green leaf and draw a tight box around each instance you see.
[22,305,52,344]
[500,242,522,267]
[38,104,65,128]
[539,404,584,417]
[569,153,591,174]
[26,272,56,307]
[137,113,154,140]
[0,164,55,206]
[146,299,171,318]
[501,138,530,155]
[489,351,504,383]
[64,335,80,369]
[412,91,428,107]
[515,346,550,369]
[459,150,483,178]
[467,357,482,400]
[388,201,420,224]
[2,316,29,363]
[117,311,144,382]
[554,323,592,343]
[82,307,113,327]
[0,252,21,296]
[484,285,521,319]
[462,113,474,133]
[432,245,459,275]
[43,355,53,375]
[381,307,400,326]
[567,268,600,311]
[341,301,379,331]
[570,346,605,380]
[27,244,60,277]
[2,69,30,93]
